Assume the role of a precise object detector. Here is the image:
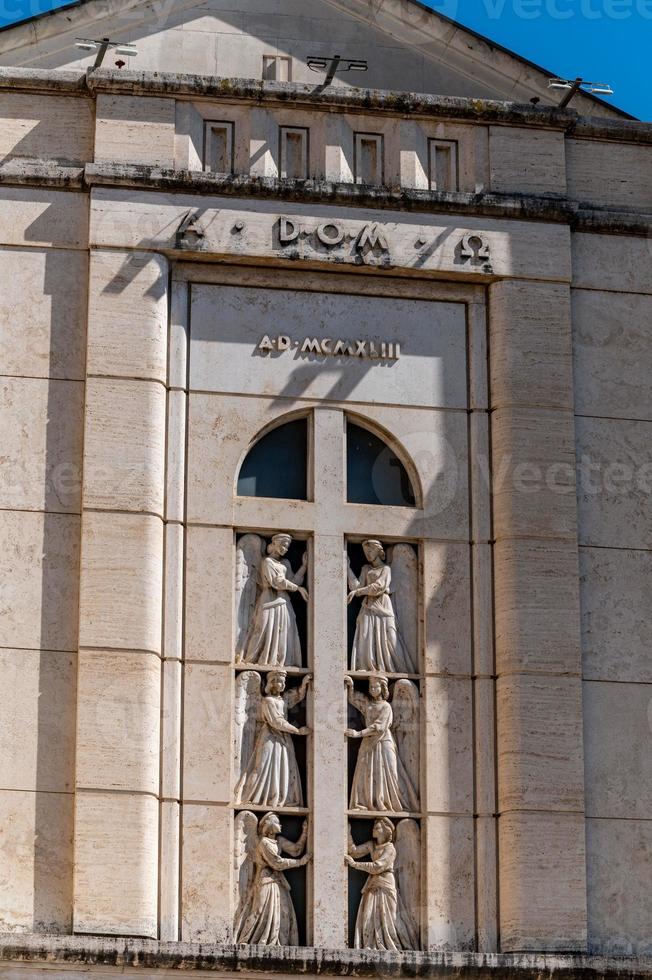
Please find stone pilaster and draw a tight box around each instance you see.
[489,279,587,952]
[73,250,168,938]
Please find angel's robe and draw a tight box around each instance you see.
[242,556,302,666]
[350,563,411,673]
[235,692,303,807]
[348,694,418,813]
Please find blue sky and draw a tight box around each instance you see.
[0,0,648,118]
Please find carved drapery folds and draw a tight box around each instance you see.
[346,817,421,951]
[232,531,421,950]
[234,811,310,946]
[235,532,308,667]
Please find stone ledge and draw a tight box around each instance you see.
[0,160,648,237]
[0,157,84,187]
[1,937,652,979]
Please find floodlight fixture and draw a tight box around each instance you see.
[307,54,368,91]
[75,36,138,69]
[548,76,614,107]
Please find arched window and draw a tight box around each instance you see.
[237,416,308,500]
[346,419,416,507]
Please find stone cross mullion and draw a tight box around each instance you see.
[310,408,348,947]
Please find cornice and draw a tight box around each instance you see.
[0,160,650,237]
[1,935,651,978]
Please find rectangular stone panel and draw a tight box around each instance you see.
[185,525,234,663]
[489,280,573,410]
[161,658,182,800]
[76,650,161,796]
[586,818,652,955]
[492,408,578,541]
[82,378,166,516]
[0,510,80,652]
[489,127,565,195]
[474,677,496,816]
[580,546,652,683]
[567,139,652,211]
[86,250,168,384]
[164,523,183,661]
[423,542,472,677]
[160,800,180,942]
[572,233,652,295]
[73,791,158,938]
[78,512,163,654]
[0,246,87,380]
[424,815,475,950]
[472,543,494,677]
[475,815,498,953]
[0,92,93,163]
[0,789,73,933]
[575,416,652,550]
[181,804,231,943]
[424,677,473,815]
[0,376,83,513]
[572,289,652,421]
[96,94,176,167]
[0,649,75,794]
[497,675,584,813]
[0,187,87,249]
[90,190,572,282]
[583,680,652,820]
[499,812,587,952]
[182,662,232,803]
[189,283,468,410]
[494,538,582,676]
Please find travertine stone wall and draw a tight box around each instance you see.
[0,71,650,956]
[572,234,652,956]
[489,278,587,952]
[0,194,88,932]
[0,92,94,163]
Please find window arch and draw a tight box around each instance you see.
[346,417,417,507]
[237,416,308,500]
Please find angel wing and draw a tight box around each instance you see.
[392,679,420,811]
[395,818,421,949]
[233,809,258,939]
[233,671,262,799]
[387,543,418,673]
[235,534,264,660]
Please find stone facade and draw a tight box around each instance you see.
[0,1,651,976]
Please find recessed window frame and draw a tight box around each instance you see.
[203,120,235,175]
[345,416,418,509]
[262,54,292,81]
[236,412,313,502]
[279,125,310,180]
[428,137,459,193]
[354,131,384,186]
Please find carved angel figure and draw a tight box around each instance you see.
[347,540,416,673]
[234,811,310,946]
[345,817,419,951]
[345,675,419,812]
[236,533,308,667]
[235,670,310,808]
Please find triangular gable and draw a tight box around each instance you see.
[0,0,631,119]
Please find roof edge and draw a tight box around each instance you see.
[0,0,637,121]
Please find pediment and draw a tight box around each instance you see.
[0,0,626,118]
